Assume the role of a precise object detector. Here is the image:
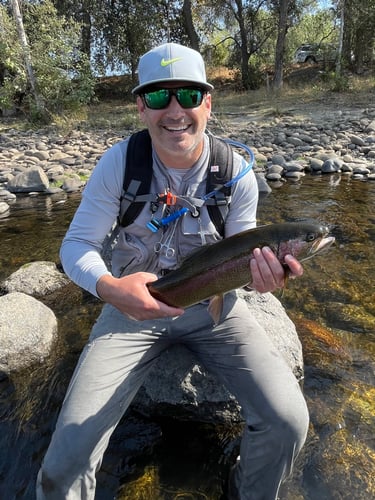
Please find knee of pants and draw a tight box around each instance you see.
[37,462,96,500]
[246,393,309,452]
[250,403,309,458]
[38,443,96,493]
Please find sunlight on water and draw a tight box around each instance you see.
[0,176,374,499]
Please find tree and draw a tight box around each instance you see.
[10,0,45,114]
[200,0,277,89]
[183,0,200,50]
[272,0,291,90]
[340,0,375,72]
[1,0,94,120]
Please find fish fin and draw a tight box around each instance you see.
[279,269,290,298]
[208,295,224,325]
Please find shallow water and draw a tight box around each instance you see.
[0,174,374,499]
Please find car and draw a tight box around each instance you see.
[293,43,337,64]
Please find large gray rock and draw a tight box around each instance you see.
[1,261,70,296]
[7,166,49,193]
[0,292,58,373]
[132,291,304,424]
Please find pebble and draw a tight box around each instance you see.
[1,106,375,206]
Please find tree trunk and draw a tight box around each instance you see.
[10,0,45,113]
[183,0,200,50]
[272,0,290,91]
[336,0,345,75]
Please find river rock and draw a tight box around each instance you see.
[1,261,71,296]
[0,201,9,215]
[7,165,49,193]
[132,290,304,424]
[0,292,58,373]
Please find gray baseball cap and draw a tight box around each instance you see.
[132,42,214,94]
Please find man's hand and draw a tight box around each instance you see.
[249,246,303,293]
[96,273,184,320]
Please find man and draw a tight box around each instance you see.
[37,42,309,499]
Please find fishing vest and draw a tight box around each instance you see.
[119,129,234,237]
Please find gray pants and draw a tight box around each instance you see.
[36,293,309,500]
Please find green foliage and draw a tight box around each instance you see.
[323,71,350,92]
[0,5,24,111]
[0,1,95,121]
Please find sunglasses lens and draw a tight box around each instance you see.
[176,88,204,108]
[142,88,205,110]
[143,89,170,109]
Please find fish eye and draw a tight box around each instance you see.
[306,232,316,242]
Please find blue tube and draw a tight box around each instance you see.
[147,207,189,232]
[203,139,255,201]
[147,139,255,231]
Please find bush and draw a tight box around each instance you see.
[0,1,95,122]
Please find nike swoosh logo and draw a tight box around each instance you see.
[160,57,183,67]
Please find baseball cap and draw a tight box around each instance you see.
[132,42,214,94]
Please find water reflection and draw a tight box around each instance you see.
[0,177,374,499]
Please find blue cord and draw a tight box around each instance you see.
[203,139,255,200]
[147,139,255,232]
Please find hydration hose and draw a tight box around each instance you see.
[146,139,255,233]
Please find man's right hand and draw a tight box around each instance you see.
[96,273,184,321]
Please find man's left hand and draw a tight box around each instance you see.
[249,246,303,293]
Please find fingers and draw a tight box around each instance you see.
[250,247,303,293]
[284,254,304,278]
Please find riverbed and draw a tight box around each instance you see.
[0,174,374,499]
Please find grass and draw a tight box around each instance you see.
[0,66,373,134]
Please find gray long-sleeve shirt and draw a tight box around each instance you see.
[60,133,258,298]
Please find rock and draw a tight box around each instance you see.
[7,166,49,193]
[350,134,366,146]
[271,154,287,167]
[287,136,304,146]
[0,189,16,201]
[322,159,340,173]
[267,164,284,175]
[1,261,71,297]
[61,178,85,192]
[0,201,9,215]
[0,292,58,373]
[132,291,304,424]
[284,161,305,172]
[255,173,272,193]
[310,158,324,171]
[352,165,370,175]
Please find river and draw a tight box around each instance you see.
[0,174,374,499]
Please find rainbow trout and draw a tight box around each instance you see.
[147,222,335,323]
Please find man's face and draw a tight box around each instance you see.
[136,81,211,168]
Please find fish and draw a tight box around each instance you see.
[147,222,335,323]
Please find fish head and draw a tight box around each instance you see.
[275,223,335,264]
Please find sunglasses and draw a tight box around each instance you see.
[141,87,206,110]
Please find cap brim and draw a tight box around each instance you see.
[132,78,214,94]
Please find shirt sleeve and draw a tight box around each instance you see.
[59,140,127,297]
[224,153,259,237]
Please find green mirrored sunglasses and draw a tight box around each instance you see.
[142,87,206,110]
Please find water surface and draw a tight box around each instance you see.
[0,175,374,499]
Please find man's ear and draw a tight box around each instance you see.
[136,95,147,122]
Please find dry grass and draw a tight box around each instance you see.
[0,66,373,134]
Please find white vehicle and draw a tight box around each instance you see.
[294,43,337,64]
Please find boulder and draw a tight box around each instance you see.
[1,261,71,297]
[132,291,304,424]
[0,292,58,373]
[7,166,49,193]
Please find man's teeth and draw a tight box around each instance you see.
[165,125,189,131]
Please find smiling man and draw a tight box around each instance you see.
[36,43,309,500]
